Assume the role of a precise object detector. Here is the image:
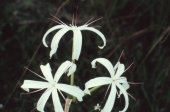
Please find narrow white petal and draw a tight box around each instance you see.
[115,77,128,84]
[37,88,53,112]
[67,63,76,76]
[21,80,50,91]
[42,25,67,47]
[119,83,130,97]
[54,61,73,82]
[101,84,117,112]
[50,28,71,58]
[72,28,82,60]
[52,89,64,112]
[115,83,129,112]
[40,63,53,82]
[114,63,125,79]
[78,26,106,49]
[57,83,84,101]
[113,61,120,71]
[84,77,112,94]
[91,58,115,77]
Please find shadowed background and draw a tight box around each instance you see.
[1,0,170,112]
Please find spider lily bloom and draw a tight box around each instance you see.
[42,15,106,60]
[21,61,84,112]
[84,58,130,112]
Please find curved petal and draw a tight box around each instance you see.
[78,26,106,49]
[101,84,117,112]
[118,83,130,97]
[54,61,73,82]
[37,88,53,112]
[67,63,76,76]
[40,63,53,82]
[57,83,84,101]
[84,77,112,94]
[52,89,64,112]
[91,58,115,77]
[50,28,71,58]
[72,28,82,60]
[21,80,50,92]
[42,25,68,47]
[114,63,125,79]
[115,82,129,112]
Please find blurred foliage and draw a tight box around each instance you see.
[1,0,170,112]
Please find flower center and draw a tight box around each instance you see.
[112,78,115,82]
[52,82,57,88]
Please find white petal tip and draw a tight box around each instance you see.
[98,46,105,49]
[49,52,54,59]
[44,45,48,48]
[42,41,48,48]
[21,87,29,92]
[77,98,83,102]
[67,73,71,77]
[92,65,97,68]
[84,89,91,95]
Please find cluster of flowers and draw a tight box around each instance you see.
[21,14,132,112]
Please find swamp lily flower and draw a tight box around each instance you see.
[42,15,106,60]
[84,58,130,112]
[21,61,84,112]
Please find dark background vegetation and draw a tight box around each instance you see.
[1,0,170,112]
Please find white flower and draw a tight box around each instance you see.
[21,61,84,112]
[42,16,106,60]
[84,58,130,112]
[94,103,101,111]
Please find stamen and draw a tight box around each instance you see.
[48,18,62,24]
[84,17,94,25]
[75,6,78,26]
[20,88,45,97]
[116,89,119,96]
[24,67,47,81]
[128,93,136,101]
[58,89,66,100]
[128,82,144,84]
[118,50,124,62]
[161,31,170,43]
[86,17,103,26]
[90,26,101,28]
[124,62,134,73]
[72,14,74,26]
[31,107,36,112]
[103,84,111,100]
[50,14,67,26]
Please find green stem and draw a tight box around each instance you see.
[70,60,75,85]
[70,73,74,85]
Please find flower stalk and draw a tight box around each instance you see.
[64,98,72,112]
[70,60,75,86]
